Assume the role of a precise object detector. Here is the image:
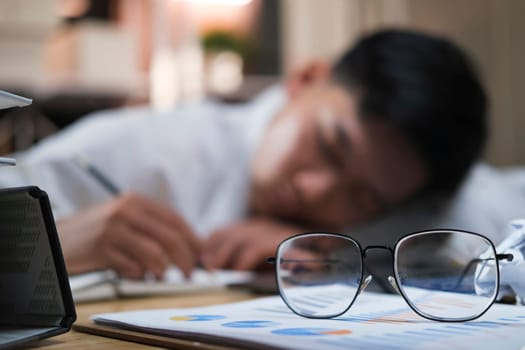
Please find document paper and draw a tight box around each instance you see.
[92,291,525,350]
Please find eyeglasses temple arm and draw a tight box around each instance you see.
[453,253,514,290]
[497,253,514,262]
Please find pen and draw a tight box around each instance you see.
[0,157,16,166]
[0,90,32,109]
[72,155,121,195]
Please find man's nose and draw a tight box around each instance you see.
[292,169,337,204]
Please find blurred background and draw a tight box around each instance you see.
[0,0,523,167]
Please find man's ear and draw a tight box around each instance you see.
[285,61,331,99]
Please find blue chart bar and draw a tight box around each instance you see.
[254,303,293,315]
[382,333,422,345]
[424,327,471,335]
[462,321,502,328]
[335,306,414,323]
[334,316,370,323]
[405,330,442,339]
[498,317,522,322]
[308,294,341,303]
[290,298,326,309]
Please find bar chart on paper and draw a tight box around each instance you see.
[91,291,525,350]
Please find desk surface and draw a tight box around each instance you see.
[27,289,257,349]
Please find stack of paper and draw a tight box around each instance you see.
[91,291,525,349]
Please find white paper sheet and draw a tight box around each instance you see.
[92,291,525,350]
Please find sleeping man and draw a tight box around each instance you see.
[3,29,522,280]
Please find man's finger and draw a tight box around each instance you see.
[138,196,201,254]
[208,237,241,269]
[122,205,199,276]
[111,221,171,279]
[107,248,144,279]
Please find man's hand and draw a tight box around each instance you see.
[202,218,303,271]
[57,193,200,279]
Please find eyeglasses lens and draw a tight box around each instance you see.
[394,231,498,321]
[276,234,362,318]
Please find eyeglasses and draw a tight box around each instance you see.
[267,230,514,322]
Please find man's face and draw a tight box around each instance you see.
[249,82,428,229]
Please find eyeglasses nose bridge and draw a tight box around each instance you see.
[387,276,401,295]
[358,275,373,295]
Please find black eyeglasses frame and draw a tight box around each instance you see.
[267,229,513,322]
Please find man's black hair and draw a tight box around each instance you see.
[333,29,487,194]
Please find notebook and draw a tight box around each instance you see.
[69,267,255,303]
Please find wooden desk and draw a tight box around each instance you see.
[27,289,257,349]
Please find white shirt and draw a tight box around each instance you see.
[352,163,525,246]
[0,87,286,237]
